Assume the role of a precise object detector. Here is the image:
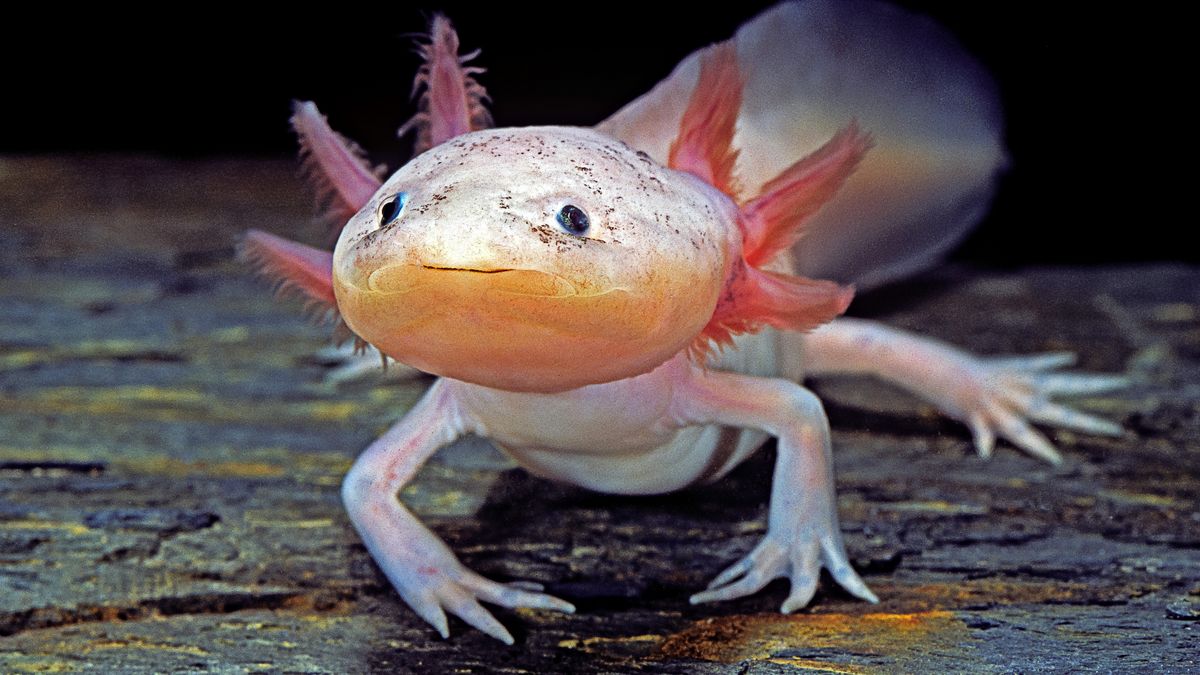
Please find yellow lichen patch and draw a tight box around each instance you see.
[64,339,170,359]
[0,385,378,426]
[82,638,209,657]
[0,442,353,482]
[243,512,334,529]
[874,578,1152,611]
[0,350,41,369]
[0,386,204,422]
[298,613,355,626]
[227,446,353,479]
[1096,489,1177,508]
[0,655,80,673]
[211,326,251,343]
[559,634,664,649]
[0,520,91,536]
[430,489,470,511]
[304,401,357,422]
[400,483,490,518]
[872,500,988,515]
[654,610,967,664]
[0,444,100,464]
[765,658,874,674]
[115,456,288,479]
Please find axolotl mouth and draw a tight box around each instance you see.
[334,261,700,392]
[365,264,582,299]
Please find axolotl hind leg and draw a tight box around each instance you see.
[671,369,877,611]
[341,380,574,644]
[802,318,1129,463]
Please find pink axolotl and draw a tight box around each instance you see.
[241,1,1126,644]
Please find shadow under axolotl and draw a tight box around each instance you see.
[404,441,898,645]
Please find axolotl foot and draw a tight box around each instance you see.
[391,558,575,645]
[804,319,1129,465]
[691,531,877,612]
[350,495,576,645]
[955,352,1128,464]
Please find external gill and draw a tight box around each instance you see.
[237,229,370,355]
[291,101,386,240]
[666,42,868,358]
[398,13,493,154]
[291,15,492,242]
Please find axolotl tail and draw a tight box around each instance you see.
[597,0,1005,290]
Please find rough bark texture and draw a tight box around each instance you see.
[1,157,1196,673]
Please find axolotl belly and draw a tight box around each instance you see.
[455,341,787,495]
[241,1,1128,645]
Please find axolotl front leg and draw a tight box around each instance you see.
[671,368,877,610]
[344,364,878,642]
[340,379,575,644]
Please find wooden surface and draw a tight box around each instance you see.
[0,156,1196,673]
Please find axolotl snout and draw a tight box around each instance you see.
[242,1,1128,645]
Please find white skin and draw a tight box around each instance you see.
[327,124,874,643]
[342,347,879,645]
[325,324,1128,464]
[280,3,1128,645]
[338,315,1126,645]
[327,129,1125,643]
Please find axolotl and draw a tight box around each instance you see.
[242,1,1127,644]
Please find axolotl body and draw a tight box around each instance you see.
[243,1,1127,644]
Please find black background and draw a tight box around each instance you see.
[0,3,1175,266]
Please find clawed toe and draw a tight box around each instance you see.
[691,540,785,605]
[691,537,876,612]
[964,352,1128,463]
[403,571,573,644]
[1026,400,1123,436]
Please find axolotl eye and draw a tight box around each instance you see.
[378,192,409,228]
[556,204,590,235]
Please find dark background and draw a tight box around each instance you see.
[0,3,1174,267]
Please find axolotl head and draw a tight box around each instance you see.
[332,127,735,392]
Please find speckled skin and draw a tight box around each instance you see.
[274,4,1130,646]
[333,125,884,644]
[334,127,738,393]
[330,124,1128,644]
[333,126,805,495]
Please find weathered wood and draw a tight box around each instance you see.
[1,157,1197,672]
